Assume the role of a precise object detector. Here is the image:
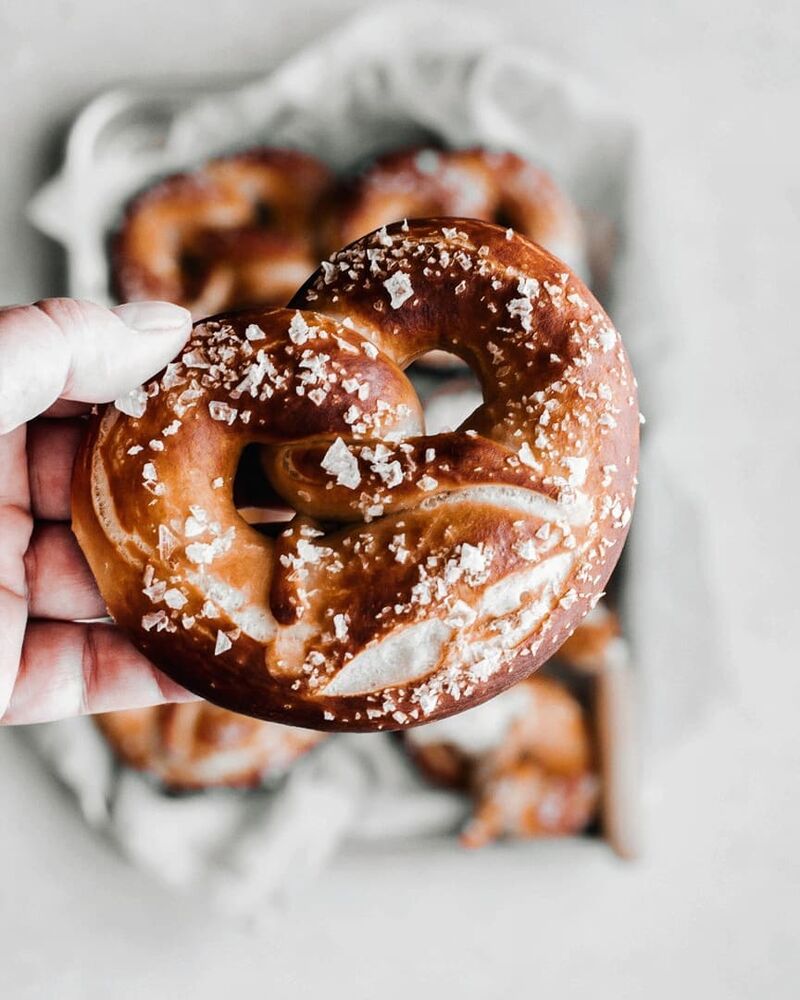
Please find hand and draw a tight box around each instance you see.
[0,298,199,724]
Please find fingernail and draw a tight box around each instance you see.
[113,301,192,334]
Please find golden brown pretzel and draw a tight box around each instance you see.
[73,218,638,731]
[113,149,333,317]
[327,148,585,274]
[95,701,324,790]
[406,674,599,846]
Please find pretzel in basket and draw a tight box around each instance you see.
[406,674,599,846]
[96,701,324,790]
[113,149,333,318]
[73,218,638,731]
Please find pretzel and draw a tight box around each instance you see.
[73,218,638,731]
[557,600,621,671]
[327,148,585,276]
[113,149,333,318]
[406,674,598,846]
[96,702,324,790]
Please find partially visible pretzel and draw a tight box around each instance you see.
[406,674,599,846]
[96,702,324,790]
[113,149,332,318]
[327,148,585,275]
[73,218,638,731]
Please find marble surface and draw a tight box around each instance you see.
[0,1,798,997]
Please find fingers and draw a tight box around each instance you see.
[26,418,83,520]
[0,298,191,434]
[1,621,199,725]
[0,423,29,509]
[24,523,107,620]
[0,503,30,719]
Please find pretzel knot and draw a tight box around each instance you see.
[113,149,333,319]
[73,219,639,731]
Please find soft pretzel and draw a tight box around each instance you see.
[327,148,585,276]
[557,600,621,671]
[113,149,332,318]
[73,218,638,731]
[95,701,324,790]
[406,674,599,846]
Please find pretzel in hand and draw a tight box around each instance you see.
[113,149,332,318]
[73,218,638,731]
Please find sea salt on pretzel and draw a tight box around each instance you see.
[73,218,638,731]
[113,149,332,318]
[96,701,324,790]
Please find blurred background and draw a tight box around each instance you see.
[0,1,797,997]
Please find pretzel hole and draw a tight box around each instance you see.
[233,443,294,533]
[179,249,213,298]
[412,349,467,373]
[253,201,274,227]
[494,205,517,231]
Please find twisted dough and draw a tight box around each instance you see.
[113,149,332,318]
[95,702,324,790]
[406,674,598,846]
[73,218,638,731]
[327,148,585,275]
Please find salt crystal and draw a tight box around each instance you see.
[598,327,617,352]
[383,272,414,309]
[164,588,187,609]
[114,386,147,418]
[208,401,237,424]
[333,614,349,640]
[214,630,232,655]
[321,438,361,489]
[288,311,311,345]
[515,539,539,562]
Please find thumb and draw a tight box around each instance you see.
[0,298,192,434]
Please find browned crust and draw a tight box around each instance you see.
[74,218,638,732]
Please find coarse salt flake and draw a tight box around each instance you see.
[214,630,232,655]
[333,614,349,640]
[164,588,187,609]
[114,386,147,418]
[383,272,414,309]
[321,437,361,490]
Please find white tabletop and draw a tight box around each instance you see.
[1,1,798,997]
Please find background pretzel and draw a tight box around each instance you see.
[326,148,585,276]
[113,149,333,318]
[95,702,324,790]
[326,148,586,370]
[406,673,599,847]
[73,218,638,731]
